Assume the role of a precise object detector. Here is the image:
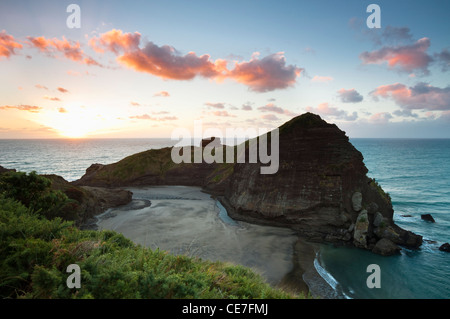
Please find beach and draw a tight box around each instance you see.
[95,185,327,296]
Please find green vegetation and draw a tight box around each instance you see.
[0,171,302,299]
[279,112,326,135]
[370,178,392,203]
[0,171,77,220]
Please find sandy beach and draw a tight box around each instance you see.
[96,186,331,296]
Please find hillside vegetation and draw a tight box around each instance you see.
[0,171,302,299]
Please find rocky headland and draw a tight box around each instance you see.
[73,112,422,255]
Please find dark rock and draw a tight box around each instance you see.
[354,210,369,248]
[421,214,435,223]
[0,165,16,174]
[372,238,401,256]
[401,214,413,217]
[439,243,450,252]
[44,174,132,226]
[352,192,363,212]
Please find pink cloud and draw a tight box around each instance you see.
[43,96,61,101]
[27,35,102,67]
[211,110,236,117]
[370,82,450,111]
[228,52,303,92]
[130,114,178,121]
[369,112,393,123]
[359,38,433,74]
[90,29,302,92]
[257,103,297,116]
[154,91,170,97]
[0,104,42,113]
[0,30,23,58]
[261,114,280,121]
[57,87,69,93]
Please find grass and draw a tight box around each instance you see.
[0,195,303,299]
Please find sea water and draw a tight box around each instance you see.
[0,138,449,298]
[317,139,450,299]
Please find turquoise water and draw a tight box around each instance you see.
[317,139,450,299]
[1,138,449,298]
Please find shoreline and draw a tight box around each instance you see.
[90,185,337,299]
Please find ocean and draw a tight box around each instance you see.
[0,138,449,299]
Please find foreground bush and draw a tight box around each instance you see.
[0,196,300,299]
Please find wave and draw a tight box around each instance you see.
[313,252,352,299]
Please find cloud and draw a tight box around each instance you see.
[257,103,296,116]
[228,52,303,92]
[0,104,42,113]
[91,29,302,92]
[130,101,141,106]
[58,107,68,113]
[27,35,102,67]
[205,102,225,109]
[57,87,69,93]
[381,26,413,44]
[369,112,393,123]
[369,82,450,111]
[129,114,177,121]
[154,91,170,97]
[337,88,363,103]
[359,38,433,74]
[434,49,450,72]
[392,109,418,118]
[90,29,141,54]
[311,75,333,83]
[43,96,61,101]
[35,84,48,90]
[242,102,253,111]
[261,114,280,121]
[0,30,23,58]
[210,110,236,117]
[91,30,225,80]
[306,102,358,121]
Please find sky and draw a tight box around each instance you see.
[0,0,450,139]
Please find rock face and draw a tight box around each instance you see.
[222,113,423,252]
[44,174,132,226]
[372,238,401,256]
[74,112,423,254]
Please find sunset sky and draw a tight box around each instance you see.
[1,0,450,139]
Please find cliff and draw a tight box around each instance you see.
[73,113,422,254]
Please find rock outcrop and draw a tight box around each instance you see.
[74,112,423,254]
[42,174,132,226]
[421,214,435,223]
[222,113,422,252]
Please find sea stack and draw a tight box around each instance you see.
[222,113,423,254]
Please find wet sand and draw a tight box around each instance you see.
[96,186,327,296]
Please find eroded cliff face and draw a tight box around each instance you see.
[74,113,422,254]
[221,113,422,254]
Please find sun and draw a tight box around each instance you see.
[38,105,108,138]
